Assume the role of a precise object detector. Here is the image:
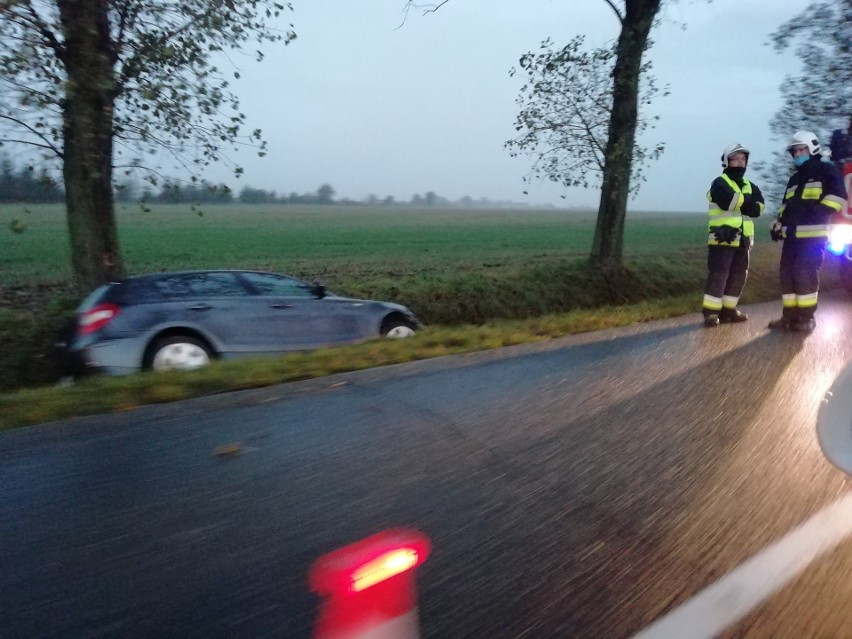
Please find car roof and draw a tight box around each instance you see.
[114,269,290,283]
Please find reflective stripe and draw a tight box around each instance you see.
[822,194,845,212]
[727,192,743,211]
[722,295,738,309]
[780,224,829,239]
[784,188,796,199]
[798,292,818,308]
[710,213,742,225]
[720,174,751,212]
[782,294,797,308]
[703,295,723,311]
[802,180,824,200]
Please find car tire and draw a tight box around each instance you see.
[145,336,214,372]
[381,320,417,339]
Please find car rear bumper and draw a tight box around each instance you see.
[57,337,145,377]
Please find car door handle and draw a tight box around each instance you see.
[270,303,293,309]
[188,304,213,311]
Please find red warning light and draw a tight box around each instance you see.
[310,529,431,596]
[351,547,420,592]
[309,529,432,639]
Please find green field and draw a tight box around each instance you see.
[2,202,739,323]
[3,201,811,324]
[2,202,712,283]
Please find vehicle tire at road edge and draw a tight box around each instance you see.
[144,335,214,372]
[381,319,417,339]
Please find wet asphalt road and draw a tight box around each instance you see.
[1,294,851,639]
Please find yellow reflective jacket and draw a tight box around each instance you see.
[706,173,764,247]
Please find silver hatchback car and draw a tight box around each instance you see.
[58,270,421,376]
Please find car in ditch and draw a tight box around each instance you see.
[57,270,421,376]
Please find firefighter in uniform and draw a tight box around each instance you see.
[768,130,848,332]
[702,144,764,327]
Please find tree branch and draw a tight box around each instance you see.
[20,2,66,59]
[0,114,62,156]
[402,0,450,15]
[117,3,228,91]
[601,0,624,23]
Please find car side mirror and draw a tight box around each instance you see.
[816,362,852,475]
[310,283,326,299]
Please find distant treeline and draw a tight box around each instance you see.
[0,158,64,203]
[133,182,497,207]
[0,158,554,209]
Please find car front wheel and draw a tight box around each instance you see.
[381,320,417,339]
[146,336,213,372]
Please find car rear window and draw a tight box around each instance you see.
[239,272,314,297]
[151,272,249,299]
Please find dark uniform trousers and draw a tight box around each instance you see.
[779,237,824,321]
[704,237,750,316]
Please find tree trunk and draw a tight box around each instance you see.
[590,0,661,268]
[58,0,123,292]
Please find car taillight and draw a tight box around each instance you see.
[79,303,121,335]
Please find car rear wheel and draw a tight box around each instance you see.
[146,336,213,372]
[381,320,416,339]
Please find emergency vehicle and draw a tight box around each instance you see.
[827,159,852,292]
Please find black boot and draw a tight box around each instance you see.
[720,308,748,323]
[703,314,720,328]
[768,317,795,330]
[792,317,816,333]
[769,309,800,331]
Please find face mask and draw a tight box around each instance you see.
[793,154,809,167]
[725,167,746,180]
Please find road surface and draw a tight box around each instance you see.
[1,294,851,638]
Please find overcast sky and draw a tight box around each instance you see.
[202,0,805,212]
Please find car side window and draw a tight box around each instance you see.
[153,272,249,299]
[240,272,314,298]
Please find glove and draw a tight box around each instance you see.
[741,201,760,217]
[770,220,783,242]
[710,225,739,244]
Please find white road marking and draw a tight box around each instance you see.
[631,492,852,639]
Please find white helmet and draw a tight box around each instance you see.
[721,143,749,168]
[786,130,821,156]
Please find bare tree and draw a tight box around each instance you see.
[0,0,295,290]
[592,0,661,267]
[755,0,851,207]
[404,0,664,268]
[506,35,665,199]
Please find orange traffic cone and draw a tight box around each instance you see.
[309,529,431,639]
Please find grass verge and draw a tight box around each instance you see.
[0,293,699,430]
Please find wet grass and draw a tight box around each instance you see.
[0,293,700,430]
